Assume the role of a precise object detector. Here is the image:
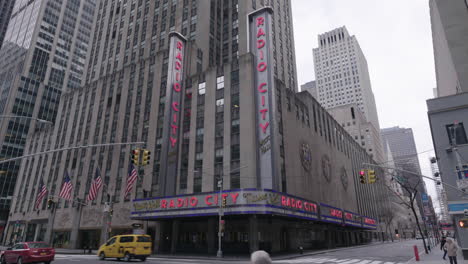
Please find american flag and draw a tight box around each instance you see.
[124,164,138,199]
[87,167,103,201]
[34,180,48,210]
[59,171,73,200]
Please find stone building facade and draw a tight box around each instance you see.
[6,0,383,253]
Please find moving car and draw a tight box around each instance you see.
[98,234,152,262]
[0,242,55,264]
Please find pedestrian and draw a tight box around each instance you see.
[251,250,272,264]
[444,237,459,264]
[441,236,447,260]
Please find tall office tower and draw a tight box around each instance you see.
[0,0,96,230]
[380,126,426,217]
[311,26,380,131]
[0,0,15,49]
[7,0,382,253]
[430,0,468,97]
[430,157,449,221]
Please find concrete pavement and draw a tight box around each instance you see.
[406,243,468,264]
[46,239,431,264]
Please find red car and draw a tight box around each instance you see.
[1,242,55,264]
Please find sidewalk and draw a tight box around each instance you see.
[407,245,468,264]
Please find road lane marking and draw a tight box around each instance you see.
[340,260,362,264]
[369,261,382,264]
[355,260,372,264]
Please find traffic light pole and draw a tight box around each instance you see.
[0,142,145,165]
[362,163,468,196]
[217,175,223,258]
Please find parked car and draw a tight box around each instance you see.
[98,234,152,262]
[0,242,55,264]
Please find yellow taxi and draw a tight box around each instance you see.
[98,234,152,262]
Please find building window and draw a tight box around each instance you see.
[216,76,224,89]
[198,82,206,95]
[446,123,468,145]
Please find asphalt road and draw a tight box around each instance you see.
[52,239,429,264]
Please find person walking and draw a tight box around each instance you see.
[444,237,459,264]
[251,250,272,264]
[441,236,447,260]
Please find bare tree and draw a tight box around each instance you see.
[384,176,429,253]
[380,206,396,242]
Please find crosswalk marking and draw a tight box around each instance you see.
[355,260,372,264]
[340,260,362,264]
[274,257,406,264]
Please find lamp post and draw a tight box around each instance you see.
[193,165,246,258]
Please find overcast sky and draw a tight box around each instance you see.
[291,0,439,209]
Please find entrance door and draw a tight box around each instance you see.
[280,228,288,251]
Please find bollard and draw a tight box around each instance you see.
[413,245,420,261]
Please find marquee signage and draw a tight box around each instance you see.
[344,211,362,227]
[362,216,377,229]
[131,189,374,228]
[249,7,278,189]
[320,203,344,224]
[131,189,318,220]
[159,32,186,196]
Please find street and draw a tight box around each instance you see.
[52,239,427,264]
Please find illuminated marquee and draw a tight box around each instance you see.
[320,203,344,224]
[249,7,278,189]
[131,189,318,220]
[159,32,187,196]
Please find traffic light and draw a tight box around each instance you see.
[141,149,151,166]
[368,170,376,184]
[131,149,140,165]
[47,199,54,209]
[359,170,367,184]
[220,220,225,232]
[222,198,227,207]
[458,218,468,228]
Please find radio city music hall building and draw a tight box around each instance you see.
[5,1,385,254]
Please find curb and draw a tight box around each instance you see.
[405,246,433,264]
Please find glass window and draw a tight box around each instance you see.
[119,236,134,243]
[137,236,151,242]
[216,76,224,89]
[446,123,468,145]
[198,82,206,95]
[106,237,117,246]
[27,243,50,248]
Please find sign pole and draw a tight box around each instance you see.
[217,175,223,258]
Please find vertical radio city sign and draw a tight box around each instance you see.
[160,32,186,196]
[248,7,278,190]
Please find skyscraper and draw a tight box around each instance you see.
[380,126,426,217]
[7,0,382,254]
[430,0,468,96]
[0,0,15,49]
[306,26,384,163]
[311,26,380,130]
[0,0,95,228]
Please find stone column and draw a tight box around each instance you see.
[153,221,162,253]
[44,207,57,245]
[207,218,215,254]
[249,215,259,253]
[33,224,41,241]
[70,203,83,249]
[170,220,179,254]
